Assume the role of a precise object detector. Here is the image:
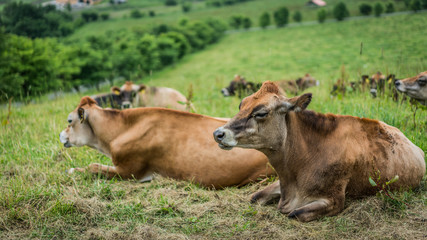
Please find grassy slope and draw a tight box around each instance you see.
[68,0,408,40]
[1,13,426,239]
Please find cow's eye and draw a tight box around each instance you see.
[254,112,268,119]
[68,119,72,124]
[418,79,426,86]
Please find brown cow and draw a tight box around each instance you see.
[395,71,427,105]
[275,73,318,95]
[59,97,275,188]
[213,81,425,221]
[111,81,190,111]
[369,72,386,98]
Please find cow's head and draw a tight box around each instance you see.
[59,97,99,148]
[369,72,386,98]
[111,81,145,109]
[295,73,318,91]
[395,71,427,101]
[221,75,246,97]
[214,81,312,151]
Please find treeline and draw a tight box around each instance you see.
[0,19,227,101]
[206,0,252,7]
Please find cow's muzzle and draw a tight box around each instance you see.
[121,101,132,109]
[59,131,72,148]
[213,127,237,150]
[221,88,231,97]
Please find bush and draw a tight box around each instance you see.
[374,3,383,17]
[165,0,177,6]
[274,7,289,27]
[162,31,191,58]
[242,17,252,29]
[359,3,372,16]
[149,10,155,17]
[206,0,222,7]
[130,9,144,19]
[410,0,422,11]
[229,15,243,29]
[333,2,349,21]
[182,2,192,12]
[317,9,327,23]
[293,11,302,23]
[422,0,427,9]
[101,13,110,21]
[156,35,179,66]
[259,12,270,29]
[385,3,395,13]
[82,11,98,22]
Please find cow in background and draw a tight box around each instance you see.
[91,88,123,109]
[369,72,386,98]
[275,73,318,95]
[395,71,427,105]
[221,75,261,98]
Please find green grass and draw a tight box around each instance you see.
[1,13,426,239]
[67,0,409,40]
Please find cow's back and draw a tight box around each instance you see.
[136,87,187,111]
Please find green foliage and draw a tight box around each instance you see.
[273,7,289,27]
[333,2,350,21]
[259,12,270,29]
[359,3,372,16]
[317,9,327,23]
[242,17,252,29]
[374,3,384,17]
[385,3,395,13]
[422,0,427,8]
[182,2,192,12]
[1,2,75,38]
[165,0,178,6]
[101,13,110,21]
[229,15,243,29]
[293,11,302,23]
[149,10,156,17]
[130,9,144,19]
[82,11,99,22]
[410,0,422,11]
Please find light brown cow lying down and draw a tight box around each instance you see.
[395,71,427,105]
[59,97,275,188]
[111,81,191,111]
[213,81,425,221]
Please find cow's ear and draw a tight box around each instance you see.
[111,86,121,95]
[78,108,86,123]
[279,93,312,113]
[138,84,147,93]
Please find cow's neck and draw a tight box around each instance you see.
[86,108,126,157]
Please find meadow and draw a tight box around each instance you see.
[1,12,427,239]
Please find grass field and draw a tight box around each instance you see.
[67,0,409,40]
[1,12,427,239]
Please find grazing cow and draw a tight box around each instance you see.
[221,75,261,98]
[275,73,318,95]
[213,81,425,222]
[395,71,427,105]
[91,90,123,109]
[111,81,190,111]
[369,72,386,98]
[330,79,357,96]
[59,97,275,188]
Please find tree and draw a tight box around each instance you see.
[259,12,270,29]
[359,3,372,16]
[274,7,289,27]
[242,17,252,29]
[422,0,427,9]
[165,0,177,6]
[317,9,327,23]
[410,0,422,12]
[101,13,110,21]
[149,10,156,17]
[293,11,302,23]
[162,31,191,58]
[130,9,144,18]
[182,2,192,12]
[374,3,384,17]
[229,15,243,29]
[333,2,349,21]
[385,3,395,13]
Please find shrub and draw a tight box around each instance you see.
[130,9,144,19]
[273,7,289,27]
[165,0,177,6]
[317,9,327,23]
[206,0,222,7]
[385,3,395,13]
[374,3,384,17]
[149,10,155,17]
[101,13,110,21]
[229,15,243,29]
[156,35,179,66]
[162,31,191,58]
[242,17,252,29]
[293,11,302,23]
[410,0,422,12]
[422,0,427,9]
[259,12,270,29]
[182,2,192,12]
[359,3,372,16]
[333,2,349,21]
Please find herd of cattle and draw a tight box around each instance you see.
[59,71,426,222]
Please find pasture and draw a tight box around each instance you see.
[1,12,427,239]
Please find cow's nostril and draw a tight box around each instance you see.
[214,129,225,141]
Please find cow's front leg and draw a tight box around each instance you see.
[67,163,123,179]
[286,194,345,222]
[251,180,281,205]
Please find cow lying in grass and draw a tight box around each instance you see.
[109,81,191,111]
[275,73,318,95]
[395,71,427,105]
[213,81,425,222]
[221,75,261,98]
[59,97,275,188]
